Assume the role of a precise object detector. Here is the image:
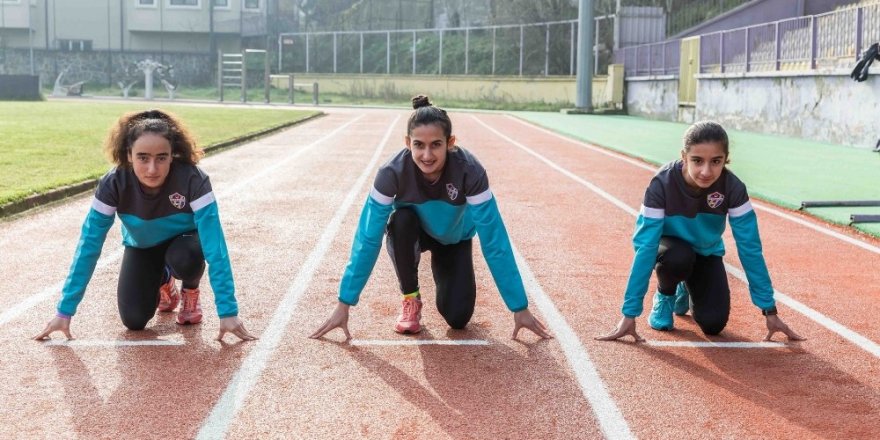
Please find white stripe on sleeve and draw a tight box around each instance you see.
[639,205,665,219]
[369,187,393,205]
[191,192,216,212]
[728,200,754,218]
[466,188,493,205]
[91,198,116,216]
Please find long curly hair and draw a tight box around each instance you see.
[104,108,203,167]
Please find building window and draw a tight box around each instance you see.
[244,0,260,9]
[58,40,93,52]
[213,0,228,6]
[137,0,155,6]
[169,0,199,6]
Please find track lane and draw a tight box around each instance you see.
[218,112,609,440]
[2,107,878,439]
[466,113,880,439]
[0,111,400,439]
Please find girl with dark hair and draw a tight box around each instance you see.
[35,109,257,342]
[597,121,803,342]
[311,95,551,340]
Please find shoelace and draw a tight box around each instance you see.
[402,300,418,321]
[183,290,199,312]
[159,283,174,305]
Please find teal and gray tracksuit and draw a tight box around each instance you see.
[57,162,238,327]
[338,147,528,324]
[622,160,776,332]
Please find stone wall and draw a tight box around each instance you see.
[0,49,215,90]
[624,76,679,121]
[695,73,880,150]
[624,71,880,150]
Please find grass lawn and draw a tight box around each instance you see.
[0,101,319,206]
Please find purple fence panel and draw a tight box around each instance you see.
[664,40,680,75]
[816,8,857,68]
[636,45,652,75]
[722,28,748,73]
[625,47,637,76]
[615,3,880,78]
[650,43,665,75]
[747,23,777,72]
[778,17,812,67]
[700,33,722,73]
[864,4,880,53]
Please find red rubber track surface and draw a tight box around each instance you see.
[0,108,877,439]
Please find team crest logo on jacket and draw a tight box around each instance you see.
[707,192,725,209]
[169,192,186,209]
[446,183,459,201]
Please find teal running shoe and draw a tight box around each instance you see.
[674,282,690,316]
[648,291,675,331]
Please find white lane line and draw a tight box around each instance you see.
[513,245,635,440]
[750,203,880,254]
[350,339,490,346]
[196,115,401,440]
[475,115,880,360]
[725,265,880,358]
[505,115,880,255]
[0,115,366,328]
[220,114,364,195]
[41,339,184,347]
[646,341,786,349]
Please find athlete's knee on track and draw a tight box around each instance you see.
[442,310,473,329]
[120,315,150,331]
[119,306,154,330]
[696,315,728,335]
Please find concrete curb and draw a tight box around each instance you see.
[0,112,325,219]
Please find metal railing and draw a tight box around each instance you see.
[617,39,681,77]
[277,19,582,77]
[613,3,880,77]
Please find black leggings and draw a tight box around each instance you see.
[656,236,730,335]
[386,208,476,329]
[117,232,205,330]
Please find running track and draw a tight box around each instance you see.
[1,107,878,439]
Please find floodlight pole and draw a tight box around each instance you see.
[575,0,594,111]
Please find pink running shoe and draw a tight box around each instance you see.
[157,276,180,312]
[176,287,203,325]
[394,297,423,334]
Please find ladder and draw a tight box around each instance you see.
[218,51,244,102]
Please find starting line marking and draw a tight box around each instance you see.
[646,341,787,349]
[350,339,490,346]
[41,339,184,347]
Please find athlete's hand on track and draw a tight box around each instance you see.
[595,316,645,342]
[512,308,553,340]
[33,316,74,341]
[217,316,258,342]
[764,315,805,342]
[310,302,352,341]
